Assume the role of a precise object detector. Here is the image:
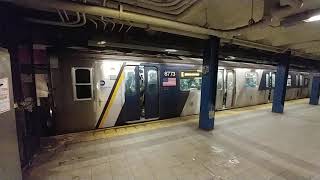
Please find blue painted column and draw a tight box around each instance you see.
[272,53,290,113]
[199,36,220,130]
[309,76,320,105]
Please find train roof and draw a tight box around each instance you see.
[56,50,310,73]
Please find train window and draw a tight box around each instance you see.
[299,75,303,87]
[245,72,258,88]
[296,75,299,86]
[147,69,158,94]
[72,68,93,101]
[287,75,292,87]
[180,77,202,91]
[217,70,223,90]
[124,67,136,95]
[272,73,276,88]
[266,73,270,88]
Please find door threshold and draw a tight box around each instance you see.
[126,118,160,124]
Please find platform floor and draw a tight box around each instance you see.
[24,99,320,180]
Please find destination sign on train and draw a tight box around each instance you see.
[180,71,202,78]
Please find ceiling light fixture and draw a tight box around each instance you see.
[164,49,178,53]
[97,41,107,45]
[225,56,236,60]
[304,14,320,22]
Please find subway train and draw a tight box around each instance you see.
[50,53,311,133]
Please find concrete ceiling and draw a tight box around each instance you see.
[120,0,320,59]
[8,0,320,60]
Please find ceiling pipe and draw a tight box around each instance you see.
[68,12,82,25]
[96,0,197,15]
[14,0,303,38]
[25,13,87,27]
[15,0,317,58]
[56,9,65,23]
[12,0,231,38]
[63,10,70,21]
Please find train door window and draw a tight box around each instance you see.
[245,72,258,88]
[265,73,270,88]
[296,75,299,87]
[272,73,276,88]
[72,67,93,101]
[227,71,234,90]
[299,75,303,87]
[124,66,137,95]
[147,69,158,94]
[304,78,309,87]
[287,75,292,87]
[217,70,223,90]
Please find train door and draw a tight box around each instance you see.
[294,74,302,98]
[123,66,141,121]
[268,72,276,102]
[215,69,224,110]
[225,70,235,108]
[265,72,271,102]
[298,74,304,98]
[144,66,159,119]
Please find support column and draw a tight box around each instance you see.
[272,53,290,113]
[309,76,320,105]
[199,36,220,130]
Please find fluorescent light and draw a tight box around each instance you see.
[225,56,236,60]
[97,41,106,45]
[304,14,320,22]
[164,49,178,53]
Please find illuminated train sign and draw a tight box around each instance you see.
[180,70,202,78]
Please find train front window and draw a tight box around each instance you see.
[72,68,93,101]
[245,72,258,88]
[287,75,292,87]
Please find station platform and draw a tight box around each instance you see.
[24,99,320,180]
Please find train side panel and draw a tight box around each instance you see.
[233,68,269,108]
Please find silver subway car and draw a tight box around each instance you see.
[50,53,311,134]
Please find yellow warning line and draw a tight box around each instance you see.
[98,71,125,128]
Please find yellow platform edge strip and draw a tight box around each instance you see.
[49,98,308,144]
